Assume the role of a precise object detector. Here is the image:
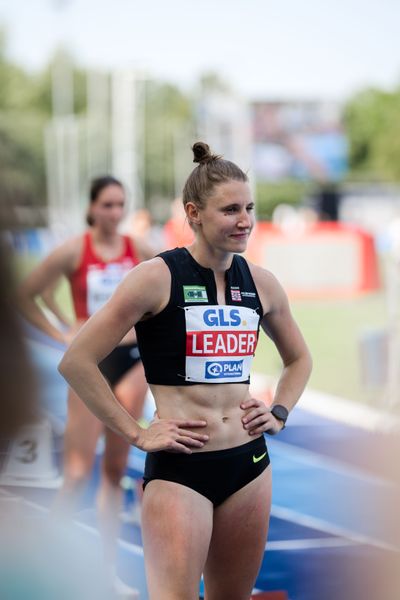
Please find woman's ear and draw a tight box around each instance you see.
[185,201,201,226]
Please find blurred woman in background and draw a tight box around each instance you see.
[18,175,153,597]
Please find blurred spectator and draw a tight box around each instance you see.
[312,182,342,222]
[120,208,165,253]
[163,197,194,249]
[0,236,38,437]
[0,233,108,600]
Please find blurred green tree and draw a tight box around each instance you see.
[255,180,311,221]
[143,80,194,216]
[0,33,87,227]
[344,86,400,181]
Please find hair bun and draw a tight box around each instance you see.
[192,141,220,164]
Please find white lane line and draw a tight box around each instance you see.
[0,487,49,513]
[271,504,399,553]
[2,487,397,565]
[299,387,400,432]
[76,520,145,557]
[251,373,400,432]
[0,487,145,556]
[117,537,144,556]
[266,537,358,551]
[268,437,398,488]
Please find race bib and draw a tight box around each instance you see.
[87,262,132,316]
[184,305,259,383]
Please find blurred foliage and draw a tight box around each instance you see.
[2,19,400,230]
[143,80,194,209]
[0,32,46,226]
[344,86,400,181]
[255,180,311,220]
[0,111,47,228]
[0,31,86,228]
[0,28,194,226]
[198,71,233,94]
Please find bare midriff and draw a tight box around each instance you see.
[150,383,261,452]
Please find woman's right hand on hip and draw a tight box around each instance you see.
[135,418,209,453]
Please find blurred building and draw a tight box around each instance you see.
[252,100,348,185]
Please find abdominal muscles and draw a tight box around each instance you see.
[151,383,260,451]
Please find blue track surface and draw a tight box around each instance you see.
[1,330,399,600]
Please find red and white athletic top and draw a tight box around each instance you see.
[69,231,139,320]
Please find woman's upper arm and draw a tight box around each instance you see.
[251,264,309,365]
[19,237,81,298]
[132,235,156,261]
[66,258,169,363]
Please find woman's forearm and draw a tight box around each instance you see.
[41,291,72,328]
[18,294,66,344]
[272,352,313,412]
[59,354,141,445]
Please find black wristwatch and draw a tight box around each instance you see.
[270,404,289,430]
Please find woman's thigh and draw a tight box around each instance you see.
[203,466,272,600]
[142,479,214,600]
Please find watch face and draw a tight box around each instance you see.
[271,405,288,422]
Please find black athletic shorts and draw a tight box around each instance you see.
[143,435,269,506]
[99,343,141,387]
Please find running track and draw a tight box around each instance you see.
[1,329,399,600]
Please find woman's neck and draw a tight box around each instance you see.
[186,242,233,273]
[90,227,120,245]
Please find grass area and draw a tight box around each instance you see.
[253,292,387,405]
[13,254,75,318]
[16,254,387,407]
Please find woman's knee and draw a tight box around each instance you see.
[101,459,125,486]
[62,463,92,490]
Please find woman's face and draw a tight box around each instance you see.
[191,180,255,254]
[90,184,125,231]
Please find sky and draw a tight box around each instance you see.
[0,0,399,101]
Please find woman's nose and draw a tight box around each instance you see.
[237,210,251,228]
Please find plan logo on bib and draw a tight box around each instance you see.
[205,360,243,379]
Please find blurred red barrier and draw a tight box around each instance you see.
[245,221,380,298]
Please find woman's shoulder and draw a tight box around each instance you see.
[245,259,280,289]
[62,233,85,253]
[39,234,83,268]
[127,234,154,261]
[53,234,86,271]
[125,254,171,287]
[114,255,172,318]
[245,259,288,313]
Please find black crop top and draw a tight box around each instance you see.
[135,247,263,385]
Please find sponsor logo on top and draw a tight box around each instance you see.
[230,287,242,302]
[205,360,243,379]
[185,306,258,357]
[183,285,208,302]
[203,308,241,327]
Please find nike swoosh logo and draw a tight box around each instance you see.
[253,451,267,463]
